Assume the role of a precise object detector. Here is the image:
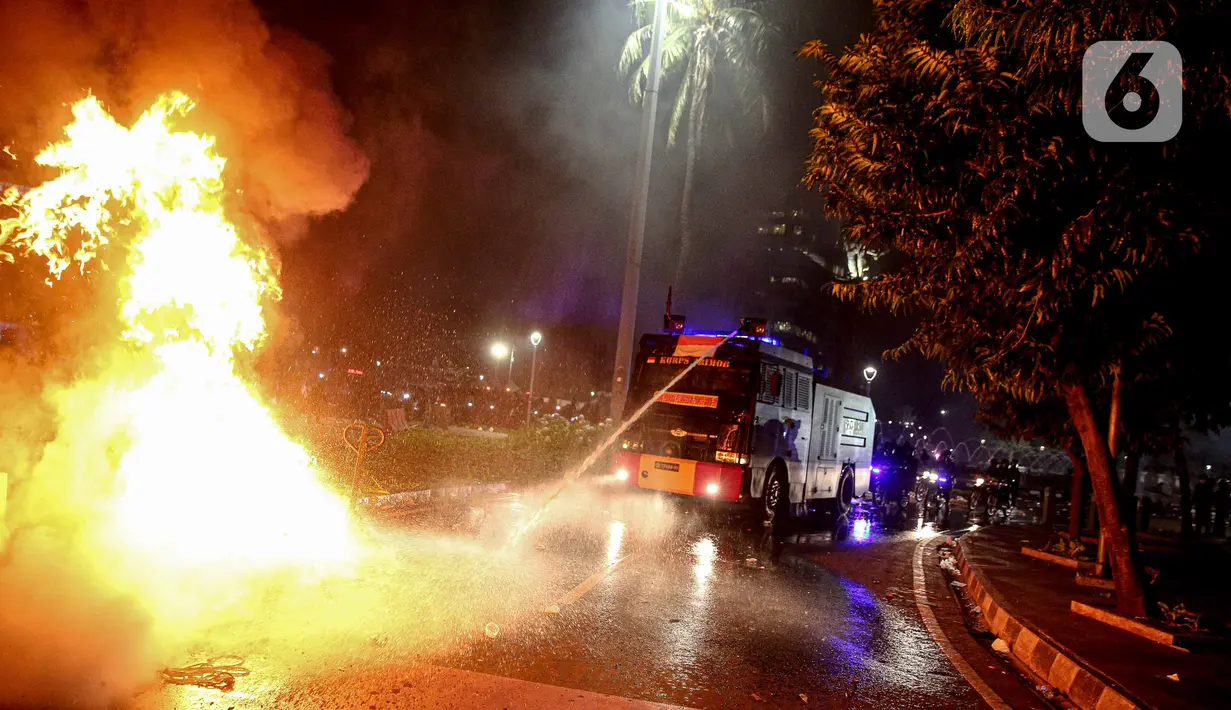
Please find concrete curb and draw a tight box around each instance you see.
[956,532,1147,710]
[363,482,511,509]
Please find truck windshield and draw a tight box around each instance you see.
[623,359,754,462]
[626,360,753,418]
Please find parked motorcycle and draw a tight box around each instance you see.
[914,469,952,523]
[869,443,916,528]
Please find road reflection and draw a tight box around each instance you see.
[692,536,716,592]
[607,520,625,566]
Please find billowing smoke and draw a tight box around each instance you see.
[0,0,368,241]
[0,1,366,706]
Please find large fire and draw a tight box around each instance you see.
[1,93,354,573]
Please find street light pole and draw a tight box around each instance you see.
[508,345,516,387]
[610,0,669,423]
[490,342,509,389]
[525,331,542,425]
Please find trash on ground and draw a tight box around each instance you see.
[886,592,895,599]
[484,622,500,638]
[799,693,808,703]
[160,656,250,691]
[1166,673,1180,681]
[542,604,560,614]
[991,638,1010,654]
[950,580,967,588]
[1035,684,1056,700]
[750,692,763,701]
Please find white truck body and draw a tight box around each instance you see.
[746,342,876,516]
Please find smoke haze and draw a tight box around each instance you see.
[0,0,368,242]
[0,0,367,705]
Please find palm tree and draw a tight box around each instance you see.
[619,0,774,288]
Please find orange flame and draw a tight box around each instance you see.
[1,93,353,572]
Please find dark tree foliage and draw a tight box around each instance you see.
[803,0,1231,616]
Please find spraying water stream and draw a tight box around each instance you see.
[507,330,739,545]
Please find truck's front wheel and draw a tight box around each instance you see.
[832,465,856,539]
[762,465,788,524]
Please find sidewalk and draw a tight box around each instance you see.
[956,524,1231,709]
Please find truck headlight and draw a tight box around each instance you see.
[615,469,629,482]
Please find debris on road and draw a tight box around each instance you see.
[950,580,966,588]
[160,656,250,691]
[991,638,1010,654]
[1166,673,1180,682]
[799,693,808,703]
[750,692,763,701]
[484,622,500,638]
[1036,684,1056,700]
[542,604,560,614]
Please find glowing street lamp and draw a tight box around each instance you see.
[490,341,514,387]
[526,331,543,425]
[862,365,878,396]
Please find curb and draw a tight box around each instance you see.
[914,535,1012,709]
[956,532,1147,710]
[363,482,511,509]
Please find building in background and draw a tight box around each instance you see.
[741,206,880,385]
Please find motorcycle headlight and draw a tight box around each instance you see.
[928,472,939,482]
[975,477,985,487]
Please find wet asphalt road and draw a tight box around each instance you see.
[133,484,997,710]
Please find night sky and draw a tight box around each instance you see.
[255,0,963,413]
[0,0,973,434]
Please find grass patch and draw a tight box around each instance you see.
[296,418,608,495]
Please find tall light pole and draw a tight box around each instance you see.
[862,365,878,397]
[610,0,669,423]
[490,342,509,387]
[525,331,542,425]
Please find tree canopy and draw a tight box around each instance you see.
[803,0,1231,615]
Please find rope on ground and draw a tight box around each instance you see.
[160,656,250,691]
